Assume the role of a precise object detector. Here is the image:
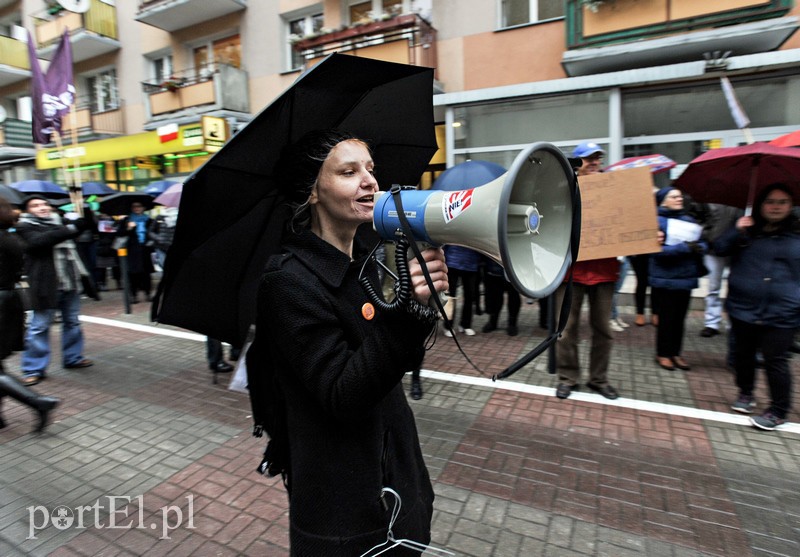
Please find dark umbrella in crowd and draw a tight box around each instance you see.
[10,179,69,200]
[154,53,439,344]
[82,181,115,196]
[675,142,800,214]
[98,192,154,216]
[0,184,24,205]
[144,180,179,196]
[432,160,507,191]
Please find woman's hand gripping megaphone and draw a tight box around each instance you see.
[408,247,449,307]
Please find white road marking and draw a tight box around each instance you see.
[78,315,799,435]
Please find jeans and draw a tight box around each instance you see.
[22,290,85,376]
[703,254,729,330]
[611,257,629,320]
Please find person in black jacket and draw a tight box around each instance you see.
[15,195,95,386]
[715,184,800,431]
[0,199,60,431]
[248,130,448,556]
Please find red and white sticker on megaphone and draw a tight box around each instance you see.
[442,189,474,224]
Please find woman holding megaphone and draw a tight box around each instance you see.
[247,130,448,555]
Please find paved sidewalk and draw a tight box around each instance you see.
[1,289,798,556]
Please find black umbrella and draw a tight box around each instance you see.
[0,184,24,205]
[154,53,438,344]
[98,192,154,216]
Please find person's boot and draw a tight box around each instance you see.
[0,375,60,433]
[410,376,423,400]
[482,315,498,333]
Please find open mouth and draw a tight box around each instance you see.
[356,194,374,203]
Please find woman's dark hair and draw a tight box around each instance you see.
[751,183,799,233]
[0,198,16,229]
[274,129,369,231]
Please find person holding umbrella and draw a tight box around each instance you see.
[247,130,446,555]
[715,184,800,431]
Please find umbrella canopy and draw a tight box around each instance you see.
[432,160,507,191]
[82,181,115,196]
[10,179,69,200]
[0,184,25,205]
[768,130,800,148]
[98,192,154,216]
[155,53,438,344]
[153,183,183,208]
[604,154,676,174]
[675,143,800,210]
[144,180,180,196]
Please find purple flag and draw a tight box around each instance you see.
[27,29,75,144]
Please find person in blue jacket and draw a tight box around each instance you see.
[649,187,708,372]
[715,183,800,431]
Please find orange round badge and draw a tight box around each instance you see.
[361,302,375,321]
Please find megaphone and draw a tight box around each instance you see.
[373,142,578,299]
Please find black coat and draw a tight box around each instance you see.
[0,230,24,359]
[14,219,84,310]
[253,230,435,556]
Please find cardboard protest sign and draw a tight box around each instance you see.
[577,166,661,261]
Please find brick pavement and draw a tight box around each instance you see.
[0,288,798,556]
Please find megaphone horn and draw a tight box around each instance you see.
[373,142,578,299]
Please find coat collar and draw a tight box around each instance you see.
[283,229,370,289]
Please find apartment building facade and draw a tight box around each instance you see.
[0,0,797,190]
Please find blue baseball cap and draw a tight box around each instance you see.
[572,141,605,158]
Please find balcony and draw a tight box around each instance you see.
[59,96,125,141]
[563,0,798,76]
[136,0,247,32]
[293,13,437,75]
[0,118,35,161]
[33,0,120,63]
[0,34,31,87]
[142,64,249,127]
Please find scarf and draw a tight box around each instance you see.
[130,213,149,244]
[18,213,87,292]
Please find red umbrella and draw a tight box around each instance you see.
[604,154,676,174]
[768,130,800,148]
[675,142,800,215]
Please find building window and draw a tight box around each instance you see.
[500,0,564,27]
[191,34,241,79]
[348,0,405,24]
[87,69,119,113]
[286,11,324,70]
[152,55,173,82]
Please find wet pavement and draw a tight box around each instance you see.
[1,286,798,556]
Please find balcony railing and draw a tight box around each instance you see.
[0,118,34,149]
[59,96,125,139]
[0,34,31,88]
[566,0,793,49]
[142,63,249,119]
[293,13,437,75]
[33,0,119,62]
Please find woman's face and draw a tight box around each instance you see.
[760,189,792,224]
[661,189,684,210]
[310,140,378,228]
